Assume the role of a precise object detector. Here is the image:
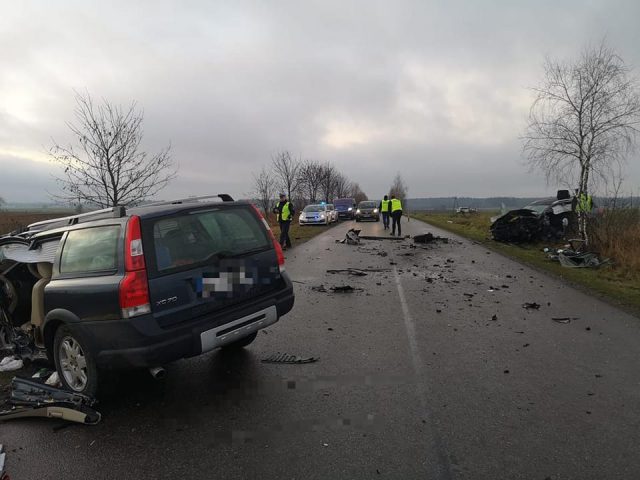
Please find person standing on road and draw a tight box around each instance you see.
[273,193,295,250]
[390,194,403,236]
[379,195,391,229]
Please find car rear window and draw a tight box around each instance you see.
[60,226,120,274]
[150,207,271,272]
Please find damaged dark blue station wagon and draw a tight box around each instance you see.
[0,195,294,396]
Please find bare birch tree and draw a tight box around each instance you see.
[49,91,176,208]
[523,42,640,241]
[252,166,275,216]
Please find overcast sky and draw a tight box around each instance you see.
[1,0,639,203]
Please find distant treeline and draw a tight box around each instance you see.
[406,196,639,211]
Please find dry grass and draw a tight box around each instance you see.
[590,209,640,274]
[0,211,73,234]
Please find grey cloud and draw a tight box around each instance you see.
[1,0,639,203]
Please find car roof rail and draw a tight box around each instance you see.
[142,194,235,207]
[27,206,127,230]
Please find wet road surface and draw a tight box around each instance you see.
[1,217,639,479]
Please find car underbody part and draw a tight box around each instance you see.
[340,229,361,245]
[0,377,101,425]
[0,444,6,480]
[413,233,449,244]
[261,353,318,364]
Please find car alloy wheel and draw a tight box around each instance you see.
[58,335,89,392]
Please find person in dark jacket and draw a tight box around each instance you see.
[379,195,391,229]
[273,193,295,249]
[390,195,403,236]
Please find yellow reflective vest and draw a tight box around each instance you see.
[381,200,391,213]
[279,201,292,222]
[576,193,592,213]
[391,198,402,212]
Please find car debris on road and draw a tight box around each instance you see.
[261,353,318,364]
[0,377,101,425]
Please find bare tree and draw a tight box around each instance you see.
[389,172,408,203]
[271,151,301,202]
[334,173,351,199]
[252,166,275,216]
[298,159,324,203]
[523,42,640,241]
[49,91,176,208]
[349,182,368,203]
[319,162,338,202]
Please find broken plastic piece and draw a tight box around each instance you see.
[261,353,318,364]
[0,356,23,372]
[551,317,576,324]
[330,285,356,293]
[522,303,541,310]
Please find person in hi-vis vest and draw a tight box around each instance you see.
[379,195,391,230]
[390,195,403,236]
[273,193,295,249]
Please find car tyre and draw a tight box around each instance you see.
[221,332,258,350]
[54,325,99,397]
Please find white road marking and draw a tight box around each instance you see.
[394,266,452,479]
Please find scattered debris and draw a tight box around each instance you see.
[359,235,404,241]
[0,356,23,372]
[326,268,389,276]
[551,317,577,324]
[261,353,318,364]
[0,377,101,425]
[522,302,541,310]
[311,285,327,293]
[330,285,357,293]
[336,229,362,245]
[327,268,367,276]
[413,233,449,244]
[491,315,498,321]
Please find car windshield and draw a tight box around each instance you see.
[359,201,376,208]
[523,202,552,214]
[303,205,324,212]
[334,199,355,207]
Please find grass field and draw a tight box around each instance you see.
[0,210,73,234]
[412,211,640,315]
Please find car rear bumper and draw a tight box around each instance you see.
[299,218,327,224]
[74,273,295,369]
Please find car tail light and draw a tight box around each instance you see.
[250,204,285,272]
[120,215,150,318]
[119,270,151,318]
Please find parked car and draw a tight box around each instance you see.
[334,198,357,220]
[455,207,477,214]
[355,201,380,222]
[0,195,295,396]
[326,204,338,223]
[299,204,331,225]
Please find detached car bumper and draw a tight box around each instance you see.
[72,273,295,369]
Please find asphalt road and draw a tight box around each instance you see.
[2,217,639,479]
